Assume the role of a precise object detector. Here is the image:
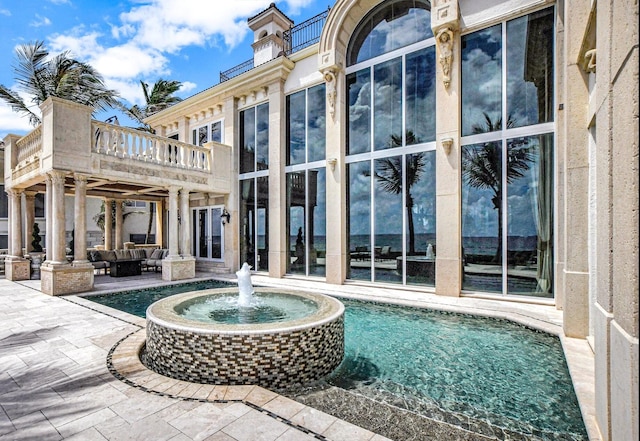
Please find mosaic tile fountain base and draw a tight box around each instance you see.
[145,316,344,389]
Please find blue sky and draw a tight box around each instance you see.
[0,0,333,140]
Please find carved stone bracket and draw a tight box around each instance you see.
[584,49,596,73]
[323,69,338,121]
[436,27,454,89]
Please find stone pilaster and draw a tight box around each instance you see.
[267,79,287,278]
[321,66,347,285]
[432,2,462,296]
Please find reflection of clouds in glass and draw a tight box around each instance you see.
[348,78,371,153]
[507,193,536,236]
[374,59,402,149]
[462,48,502,134]
[312,169,326,236]
[463,193,498,237]
[348,163,371,236]
[352,4,432,65]
[461,25,502,135]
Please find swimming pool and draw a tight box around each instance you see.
[86,281,587,440]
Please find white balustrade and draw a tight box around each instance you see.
[91,121,211,171]
[16,126,43,164]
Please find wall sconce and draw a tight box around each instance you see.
[441,137,453,155]
[221,208,231,225]
[327,157,337,171]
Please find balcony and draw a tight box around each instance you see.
[219,8,330,83]
[5,97,232,199]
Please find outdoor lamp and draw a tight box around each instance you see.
[221,208,231,224]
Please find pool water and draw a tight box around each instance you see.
[176,292,319,325]
[327,300,587,440]
[86,282,587,439]
[87,279,233,317]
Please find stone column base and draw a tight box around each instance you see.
[40,263,94,296]
[162,257,196,281]
[6,258,30,281]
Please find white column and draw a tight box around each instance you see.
[45,175,52,259]
[115,200,123,250]
[23,192,36,254]
[8,189,23,258]
[167,187,180,258]
[180,189,191,256]
[104,198,113,250]
[49,170,67,264]
[155,200,164,247]
[73,174,89,262]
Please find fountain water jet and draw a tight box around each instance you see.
[144,265,345,388]
[236,262,254,307]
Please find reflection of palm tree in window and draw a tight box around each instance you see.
[370,131,426,255]
[462,113,532,263]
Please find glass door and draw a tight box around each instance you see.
[192,206,224,260]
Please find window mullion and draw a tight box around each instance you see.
[501,22,508,296]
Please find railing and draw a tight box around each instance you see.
[220,58,254,83]
[16,125,43,164]
[92,121,211,171]
[284,8,330,55]
[219,8,330,83]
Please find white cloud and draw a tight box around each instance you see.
[179,81,197,94]
[0,9,10,16]
[49,30,102,57]
[48,0,71,4]
[118,0,274,52]
[91,44,169,79]
[39,0,310,107]
[30,14,52,27]
[0,103,35,140]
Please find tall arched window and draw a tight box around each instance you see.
[345,0,436,287]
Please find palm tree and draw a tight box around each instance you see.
[121,79,183,132]
[0,40,119,126]
[462,113,532,262]
[370,131,427,255]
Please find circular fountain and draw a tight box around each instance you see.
[144,264,345,388]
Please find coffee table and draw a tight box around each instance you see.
[110,259,142,277]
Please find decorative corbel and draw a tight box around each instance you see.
[584,49,596,73]
[441,137,453,155]
[323,69,338,121]
[436,27,454,88]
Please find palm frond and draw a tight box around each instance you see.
[0,85,41,126]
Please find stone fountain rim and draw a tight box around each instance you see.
[146,287,344,335]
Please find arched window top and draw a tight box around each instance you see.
[347,0,433,66]
[259,30,268,39]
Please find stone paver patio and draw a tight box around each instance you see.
[0,274,597,440]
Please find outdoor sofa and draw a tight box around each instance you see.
[87,248,167,274]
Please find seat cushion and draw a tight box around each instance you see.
[131,249,146,259]
[115,250,131,260]
[98,250,117,262]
